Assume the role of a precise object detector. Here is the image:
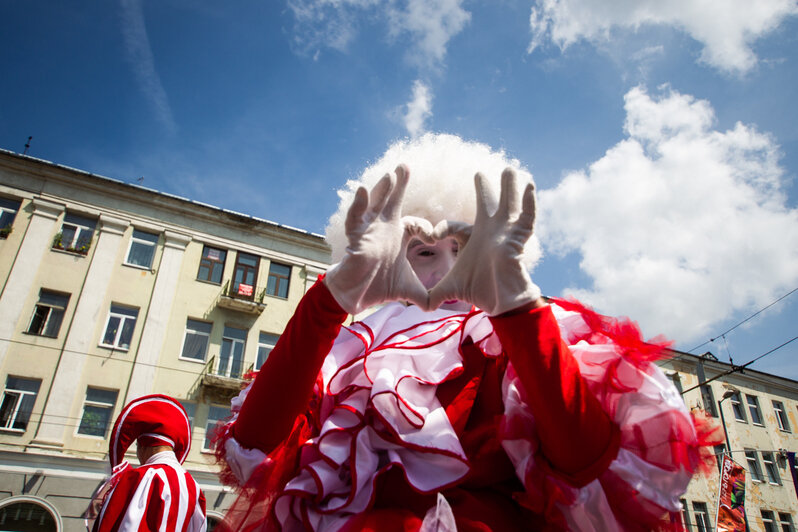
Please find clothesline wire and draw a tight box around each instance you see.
[686,286,798,354]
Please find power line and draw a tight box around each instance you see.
[686,286,798,354]
[680,334,798,395]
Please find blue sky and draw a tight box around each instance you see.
[2,1,797,379]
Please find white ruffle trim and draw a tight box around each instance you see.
[501,303,696,529]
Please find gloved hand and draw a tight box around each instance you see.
[428,168,542,316]
[324,164,432,315]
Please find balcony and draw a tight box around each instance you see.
[217,279,267,314]
[197,355,255,402]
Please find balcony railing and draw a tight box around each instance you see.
[217,280,267,314]
[197,355,254,402]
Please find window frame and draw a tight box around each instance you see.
[232,252,259,299]
[55,213,96,253]
[203,404,231,452]
[0,197,21,237]
[124,229,159,269]
[266,262,291,299]
[100,304,139,351]
[179,319,213,363]
[762,451,782,485]
[76,387,118,438]
[197,245,227,285]
[700,384,717,417]
[730,392,747,422]
[0,377,41,432]
[773,400,791,432]
[778,512,795,532]
[692,501,711,532]
[745,449,764,482]
[746,394,764,426]
[256,332,280,370]
[680,499,691,531]
[762,510,777,532]
[218,326,247,378]
[26,289,70,338]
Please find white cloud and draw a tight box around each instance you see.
[528,0,798,74]
[287,0,379,54]
[386,0,471,69]
[538,86,798,343]
[288,0,470,69]
[401,80,433,137]
[119,0,176,132]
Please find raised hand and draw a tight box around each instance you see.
[324,164,432,314]
[427,168,542,316]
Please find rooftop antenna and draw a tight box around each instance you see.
[23,136,32,154]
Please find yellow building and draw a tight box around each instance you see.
[0,149,330,530]
[663,351,798,531]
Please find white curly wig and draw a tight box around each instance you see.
[325,133,542,268]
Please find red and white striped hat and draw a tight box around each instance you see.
[109,394,192,468]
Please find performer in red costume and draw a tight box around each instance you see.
[215,134,718,531]
[91,394,207,532]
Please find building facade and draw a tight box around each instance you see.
[663,351,798,531]
[0,149,331,531]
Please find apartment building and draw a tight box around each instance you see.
[0,149,331,531]
[663,351,798,531]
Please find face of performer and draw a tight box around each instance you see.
[406,238,472,311]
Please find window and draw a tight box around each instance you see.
[266,262,291,298]
[0,377,41,431]
[180,319,212,362]
[779,513,795,532]
[125,229,159,268]
[26,290,70,337]
[763,510,778,532]
[256,332,280,370]
[179,401,196,430]
[745,449,764,482]
[714,444,727,469]
[680,499,691,531]
[731,392,747,422]
[219,326,247,378]
[700,384,717,417]
[773,400,791,432]
[54,212,96,253]
[77,387,118,437]
[197,245,227,284]
[692,502,711,532]
[231,252,259,299]
[0,197,20,238]
[746,394,764,426]
[203,405,230,451]
[101,304,139,350]
[0,500,57,530]
[763,452,782,485]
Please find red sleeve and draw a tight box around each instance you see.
[233,277,349,453]
[489,304,620,487]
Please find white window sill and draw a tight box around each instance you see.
[179,356,208,365]
[99,344,130,352]
[123,262,154,272]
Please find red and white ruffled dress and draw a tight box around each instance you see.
[215,280,718,532]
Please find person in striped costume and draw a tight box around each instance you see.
[90,394,207,532]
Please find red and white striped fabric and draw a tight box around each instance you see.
[92,450,207,532]
[90,394,207,532]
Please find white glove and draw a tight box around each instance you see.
[427,168,541,316]
[324,164,432,315]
